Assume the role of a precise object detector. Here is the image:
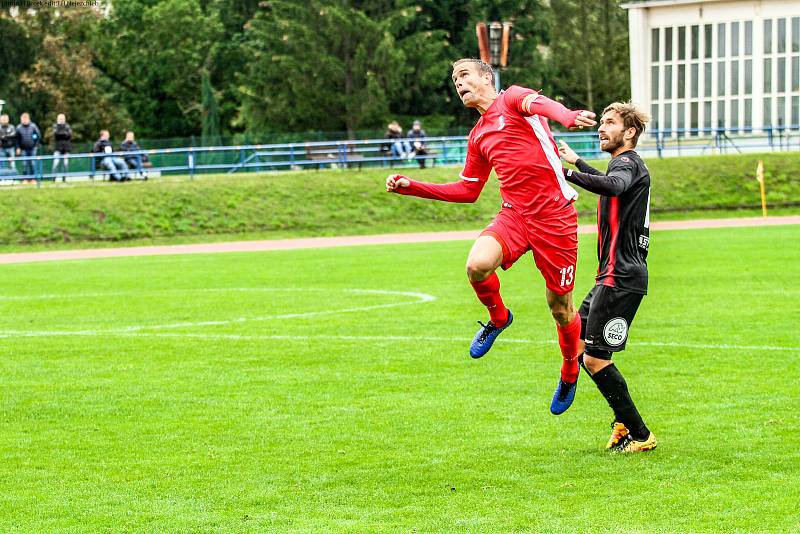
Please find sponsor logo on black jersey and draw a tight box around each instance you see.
[638,235,649,250]
[603,318,628,346]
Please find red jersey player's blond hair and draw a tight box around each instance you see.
[451,58,494,78]
[602,102,650,146]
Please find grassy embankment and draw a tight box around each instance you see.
[0,152,798,251]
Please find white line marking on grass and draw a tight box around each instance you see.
[1,287,796,352]
[0,289,437,337]
[0,287,425,301]
[1,329,796,352]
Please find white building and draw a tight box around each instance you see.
[623,0,800,134]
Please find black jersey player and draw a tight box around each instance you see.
[558,102,656,453]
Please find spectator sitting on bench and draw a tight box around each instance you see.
[384,121,413,160]
[407,119,431,168]
[93,130,129,181]
[120,130,149,180]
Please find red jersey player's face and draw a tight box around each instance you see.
[598,111,632,154]
[451,63,491,108]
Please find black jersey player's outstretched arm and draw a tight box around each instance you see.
[564,162,634,197]
[557,139,634,197]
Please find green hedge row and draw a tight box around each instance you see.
[0,152,798,246]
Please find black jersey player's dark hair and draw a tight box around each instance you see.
[602,102,650,146]
[451,58,494,79]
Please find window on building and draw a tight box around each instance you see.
[731,22,740,56]
[678,102,686,131]
[652,28,660,62]
[764,58,772,92]
[792,96,799,127]
[691,102,699,131]
[764,19,773,54]
[717,100,725,127]
[744,99,752,128]
[792,57,799,92]
[778,57,786,92]
[744,59,752,93]
[679,26,686,60]
[764,98,772,127]
[744,21,753,55]
[717,23,726,57]
[704,62,712,97]
[778,96,786,126]
[691,63,699,98]
[793,17,800,53]
[731,99,739,130]
[665,103,673,130]
[691,25,699,59]
[704,101,712,129]
[652,104,659,130]
[665,65,673,99]
[778,18,786,54]
[731,60,739,95]
[704,24,713,58]
[666,27,673,61]
[678,64,686,98]
[717,61,726,96]
[651,66,659,100]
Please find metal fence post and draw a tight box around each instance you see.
[189,147,195,179]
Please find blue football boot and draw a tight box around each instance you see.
[550,378,578,415]
[469,309,513,359]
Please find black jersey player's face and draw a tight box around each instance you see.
[598,112,629,153]
[451,64,491,108]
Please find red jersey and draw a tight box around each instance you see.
[461,85,580,217]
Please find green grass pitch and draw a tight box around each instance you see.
[1,224,799,532]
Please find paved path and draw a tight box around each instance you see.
[0,215,797,265]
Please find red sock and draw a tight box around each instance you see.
[557,313,582,382]
[470,273,509,327]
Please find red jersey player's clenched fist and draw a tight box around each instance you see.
[386,57,593,416]
[385,174,410,192]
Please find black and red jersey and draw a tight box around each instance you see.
[565,150,650,294]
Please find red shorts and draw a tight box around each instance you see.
[481,205,578,295]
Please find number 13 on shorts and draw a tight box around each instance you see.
[559,265,575,287]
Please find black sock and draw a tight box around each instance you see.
[591,363,649,440]
[580,356,621,423]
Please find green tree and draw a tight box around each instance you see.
[201,71,221,147]
[238,0,410,138]
[94,0,223,138]
[1,9,129,146]
[547,0,630,112]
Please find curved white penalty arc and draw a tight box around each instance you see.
[118,289,437,332]
[0,289,437,337]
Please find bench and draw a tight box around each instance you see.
[379,143,437,168]
[305,143,364,170]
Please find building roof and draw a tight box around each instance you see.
[621,0,728,9]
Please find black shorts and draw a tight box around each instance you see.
[578,284,644,358]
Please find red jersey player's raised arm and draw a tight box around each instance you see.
[504,85,587,129]
[387,136,491,203]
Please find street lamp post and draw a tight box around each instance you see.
[476,21,512,92]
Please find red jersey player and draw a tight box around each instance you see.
[386,58,596,414]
